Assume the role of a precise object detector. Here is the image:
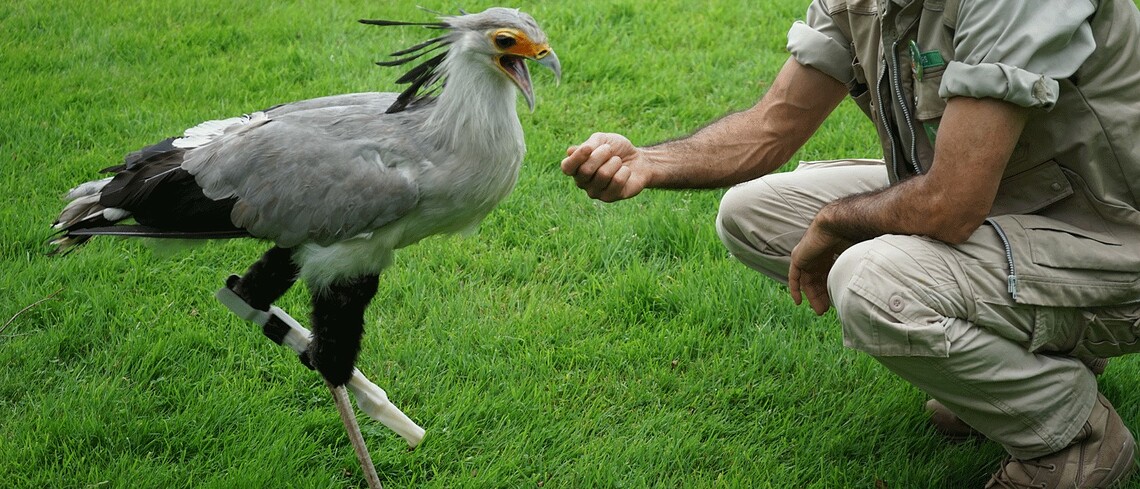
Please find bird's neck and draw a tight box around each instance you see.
[422,53,525,160]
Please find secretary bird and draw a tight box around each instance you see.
[50,8,560,393]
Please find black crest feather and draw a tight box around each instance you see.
[357,19,446,28]
[359,18,453,113]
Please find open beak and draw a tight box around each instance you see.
[498,46,561,112]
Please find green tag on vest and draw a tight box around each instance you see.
[908,40,945,80]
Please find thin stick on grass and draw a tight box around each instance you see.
[1,288,63,337]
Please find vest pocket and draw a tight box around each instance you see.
[912,66,945,155]
[849,57,874,119]
[990,159,1073,216]
[988,212,1140,307]
[914,67,946,121]
[1011,214,1135,272]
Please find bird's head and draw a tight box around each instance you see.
[449,8,561,112]
[361,7,561,114]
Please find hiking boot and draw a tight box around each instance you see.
[926,398,983,441]
[927,358,1109,442]
[984,392,1136,488]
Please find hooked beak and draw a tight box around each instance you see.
[498,47,561,112]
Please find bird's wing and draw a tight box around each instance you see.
[263,92,400,117]
[180,92,430,248]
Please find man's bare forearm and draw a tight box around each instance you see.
[641,58,848,189]
[813,97,1028,245]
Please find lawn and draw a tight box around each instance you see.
[3,1,1139,488]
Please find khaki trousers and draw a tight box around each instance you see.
[716,160,1139,459]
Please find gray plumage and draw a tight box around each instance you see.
[181,98,423,248]
[53,7,561,289]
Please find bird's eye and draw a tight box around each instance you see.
[495,34,517,49]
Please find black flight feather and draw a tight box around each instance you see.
[388,35,449,57]
[386,52,447,114]
[97,141,244,233]
[375,43,445,68]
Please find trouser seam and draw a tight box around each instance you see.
[758,178,815,224]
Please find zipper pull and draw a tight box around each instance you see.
[1007,274,1019,301]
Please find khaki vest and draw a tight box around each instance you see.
[821,0,1140,307]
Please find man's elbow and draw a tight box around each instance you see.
[927,210,987,244]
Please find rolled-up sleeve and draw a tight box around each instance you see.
[787,0,854,85]
[940,0,1096,110]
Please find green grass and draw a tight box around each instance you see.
[3,1,1139,487]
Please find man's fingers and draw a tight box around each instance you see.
[584,156,625,200]
[593,155,624,184]
[805,285,830,316]
[788,266,803,305]
[608,164,632,194]
[563,133,642,202]
[580,143,612,174]
[561,144,593,176]
[801,277,831,315]
[790,263,832,315]
[620,169,649,200]
[814,296,830,315]
[572,143,615,186]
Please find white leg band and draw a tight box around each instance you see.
[215,284,425,448]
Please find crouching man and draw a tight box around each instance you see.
[561,0,1140,486]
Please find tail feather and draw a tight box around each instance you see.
[49,139,248,255]
[65,225,249,239]
[50,177,128,253]
[54,194,109,229]
[64,177,113,201]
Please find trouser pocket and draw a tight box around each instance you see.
[833,237,966,358]
[1070,303,1140,359]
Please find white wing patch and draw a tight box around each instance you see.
[173,112,268,149]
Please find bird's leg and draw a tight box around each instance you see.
[227,246,299,310]
[304,274,380,387]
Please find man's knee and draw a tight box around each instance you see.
[829,239,886,328]
[715,182,768,247]
[717,179,806,251]
[829,236,965,357]
[715,180,801,280]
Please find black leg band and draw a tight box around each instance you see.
[262,315,291,346]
